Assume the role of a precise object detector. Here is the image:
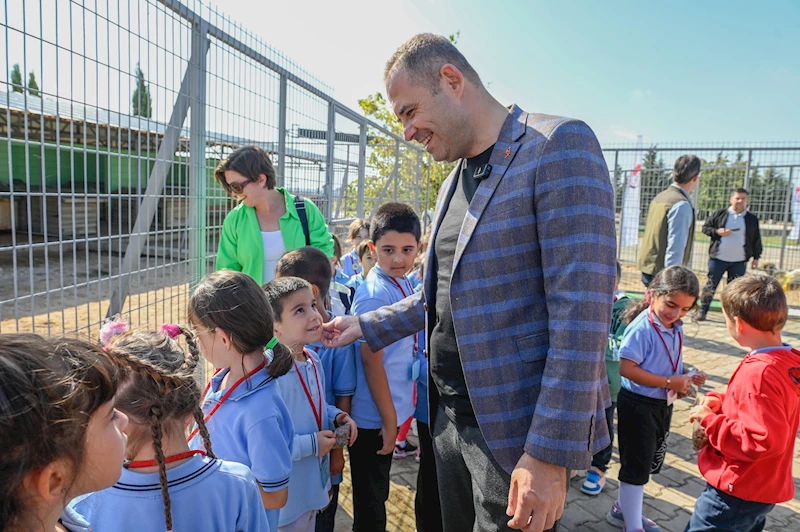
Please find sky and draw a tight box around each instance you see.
[218,0,800,146]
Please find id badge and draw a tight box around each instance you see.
[320,454,330,489]
[409,359,421,381]
[667,389,677,406]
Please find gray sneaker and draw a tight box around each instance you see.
[606,501,661,532]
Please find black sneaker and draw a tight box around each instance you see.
[393,441,418,459]
[695,309,708,322]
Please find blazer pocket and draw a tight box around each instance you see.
[515,332,549,364]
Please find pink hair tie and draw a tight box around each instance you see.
[100,315,129,346]
[644,289,651,305]
[160,324,182,339]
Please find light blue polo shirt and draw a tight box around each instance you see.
[307,319,356,487]
[351,265,416,429]
[189,362,294,532]
[275,351,342,527]
[619,309,684,401]
[65,456,269,531]
[342,249,361,277]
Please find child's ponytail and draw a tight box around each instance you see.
[148,404,173,531]
[267,340,293,377]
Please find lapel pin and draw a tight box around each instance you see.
[504,147,511,158]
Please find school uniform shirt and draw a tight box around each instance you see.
[189,363,294,532]
[350,265,416,429]
[408,269,423,292]
[65,456,269,531]
[698,344,800,504]
[414,332,429,425]
[330,268,355,317]
[342,249,361,277]
[307,321,357,486]
[346,272,366,293]
[276,352,344,527]
[619,309,684,401]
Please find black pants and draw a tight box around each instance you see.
[642,272,654,288]
[348,428,393,532]
[314,483,339,532]
[432,404,561,532]
[617,388,673,486]
[591,402,616,472]
[701,258,747,312]
[415,421,443,532]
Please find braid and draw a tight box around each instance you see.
[192,406,216,459]
[179,327,202,373]
[149,405,173,531]
[107,348,174,392]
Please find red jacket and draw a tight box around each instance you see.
[698,346,800,504]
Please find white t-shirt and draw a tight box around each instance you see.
[262,230,286,283]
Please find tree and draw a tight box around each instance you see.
[10,64,23,93]
[131,63,153,118]
[27,71,40,97]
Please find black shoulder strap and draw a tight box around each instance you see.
[294,195,311,246]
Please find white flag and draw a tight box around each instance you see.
[790,187,800,241]
[620,136,644,248]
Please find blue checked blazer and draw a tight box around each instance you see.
[360,106,616,472]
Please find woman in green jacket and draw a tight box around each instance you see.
[214,146,334,285]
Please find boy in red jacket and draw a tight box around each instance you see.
[687,274,798,532]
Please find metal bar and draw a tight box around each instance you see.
[357,121,367,219]
[324,103,336,221]
[602,146,800,153]
[414,150,421,213]
[370,142,401,218]
[189,21,209,289]
[334,145,349,219]
[155,0,422,151]
[743,150,753,190]
[105,33,206,319]
[616,170,628,259]
[424,161,432,228]
[277,74,287,188]
[780,168,794,270]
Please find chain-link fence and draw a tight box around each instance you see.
[607,143,800,300]
[0,0,427,336]
[2,0,799,338]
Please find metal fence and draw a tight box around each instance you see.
[0,0,428,336]
[2,1,799,338]
[606,143,800,294]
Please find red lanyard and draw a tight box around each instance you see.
[389,276,418,355]
[127,450,207,469]
[294,350,323,430]
[649,310,682,373]
[187,359,266,442]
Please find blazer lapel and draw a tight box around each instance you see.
[452,106,527,272]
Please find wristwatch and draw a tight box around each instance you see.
[665,377,671,388]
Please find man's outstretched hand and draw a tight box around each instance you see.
[322,315,363,348]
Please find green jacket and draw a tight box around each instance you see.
[215,188,334,285]
[637,185,695,275]
[605,295,631,402]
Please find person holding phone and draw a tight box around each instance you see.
[697,188,763,321]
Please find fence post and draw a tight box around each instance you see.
[393,140,399,202]
[277,74,287,188]
[424,161,432,228]
[324,103,336,221]
[743,149,753,190]
[414,151,421,214]
[780,167,794,270]
[189,21,209,289]
[357,122,366,219]
[616,170,628,259]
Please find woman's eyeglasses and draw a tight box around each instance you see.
[225,179,252,195]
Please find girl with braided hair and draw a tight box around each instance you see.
[67,319,268,531]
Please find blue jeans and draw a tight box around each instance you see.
[700,259,747,312]
[685,484,774,532]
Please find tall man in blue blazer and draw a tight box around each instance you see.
[324,34,616,532]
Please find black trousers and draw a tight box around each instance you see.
[432,404,562,532]
[415,421,444,532]
[591,402,617,472]
[348,428,394,532]
[701,258,747,312]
